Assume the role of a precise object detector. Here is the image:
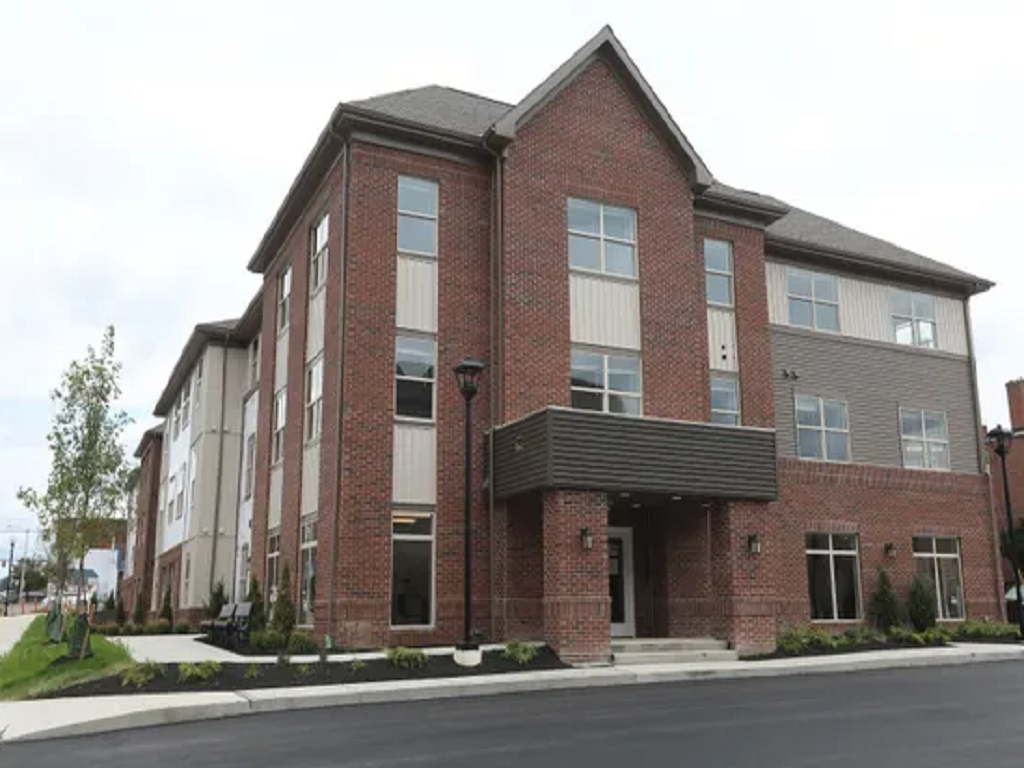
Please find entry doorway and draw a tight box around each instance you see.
[608,527,635,637]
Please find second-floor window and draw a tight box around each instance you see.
[181,383,190,429]
[244,433,256,500]
[311,212,329,292]
[900,408,949,470]
[194,358,203,412]
[570,348,641,415]
[278,265,292,333]
[704,239,734,307]
[249,335,260,389]
[787,268,839,332]
[710,374,740,426]
[398,176,438,257]
[567,198,637,278]
[305,357,323,441]
[272,388,286,463]
[796,395,850,462]
[395,336,435,420]
[892,290,937,348]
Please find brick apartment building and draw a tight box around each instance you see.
[127,26,1003,659]
[986,380,1024,594]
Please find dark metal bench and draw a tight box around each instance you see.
[200,603,236,646]
[227,602,253,649]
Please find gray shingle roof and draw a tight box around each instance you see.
[347,85,512,138]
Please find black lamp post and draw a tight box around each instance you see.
[3,539,13,617]
[453,357,485,665]
[987,425,1024,637]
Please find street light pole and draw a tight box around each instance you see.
[3,539,13,617]
[453,357,485,667]
[988,425,1024,637]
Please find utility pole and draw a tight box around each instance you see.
[3,539,13,617]
[19,528,28,603]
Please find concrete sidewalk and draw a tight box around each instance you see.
[0,614,37,656]
[1,641,1022,743]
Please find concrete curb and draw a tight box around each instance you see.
[1,644,1020,743]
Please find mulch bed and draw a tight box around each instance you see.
[744,639,945,661]
[42,647,568,699]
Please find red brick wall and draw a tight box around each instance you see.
[500,58,702,423]
[131,434,162,612]
[501,494,544,640]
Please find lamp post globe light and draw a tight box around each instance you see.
[453,357,485,668]
[987,425,1024,638]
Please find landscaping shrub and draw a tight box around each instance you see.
[133,593,146,627]
[206,579,228,620]
[350,658,367,672]
[908,575,938,632]
[503,641,540,665]
[178,660,221,683]
[160,585,174,628]
[271,565,296,639]
[114,597,126,627]
[295,663,313,677]
[868,568,900,632]
[837,626,881,647]
[174,622,193,635]
[120,661,165,689]
[249,629,285,653]
[103,625,121,637]
[104,592,115,611]
[244,662,261,680]
[954,620,1020,640]
[246,576,266,633]
[287,631,318,655]
[386,647,428,669]
[145,619,172,635]
[121,623,142,636]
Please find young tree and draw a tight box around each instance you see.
[206,579,228,619]
[272,565,296,639]
[246,576,266,632]
[17,327,131,608]
[133,592,146,626]
[160,584,174,627]
[868,568,900,632]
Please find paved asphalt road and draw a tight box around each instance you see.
[6,661,1024,767]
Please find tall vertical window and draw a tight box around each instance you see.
[183,554,191,605]
[900,408,950,470]
[243,433,256,500]
[181,384,190,428]
[570,349,641,415]
[176,464,185,519]
[913,536,964,620]
[266,531,280,603]
[310,212,329,292]
[305,357,323,442]
[567,198,637,278]
[391,511,434,627]
[166,477,175,524]
[710,375,740,426]
[173,399,181,439]
[272,388,286,463]
[805,533,861,620]
[278,265,292,332]
[299,516,317,626]
[796,395,850,462]
[238,544,250,604]
[787,268,840,332]
[189,454,196,513]
[397,177,438,256]
[892,290,937,348]
[249,335,260,389]
[194,357,203,412]
[395,336,435,420]
[704,239,734,306]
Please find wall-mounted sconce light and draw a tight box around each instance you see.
[883,542,896,557]
[580,527,594,551]
[747,534,762,555]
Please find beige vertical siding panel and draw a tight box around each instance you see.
[274,329,289,389]
[392,423,437,504]
[707,307,738,372]
[937,297,969,356]
[268,465,283,531]
[569,273,641,350]
[301,443,320,516]
[765,261,788,324]
[305,290,326,361]
[396,256,438,333]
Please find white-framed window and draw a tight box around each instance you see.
[299,516,317,626]
[900,408,950,470]
[243,433,256,501]
[189,454,196,513]
[272,388,286,464]
[181,384,190,429]
[183,554,191,605]
[172,399,181,439]
[704,239,734,307]
[167,476,175,525]
[249,335,260,389]
[570,348,641,415]
[310,212,329,293]
[710,374,740,426]
[892,290,937,349]
[395,335,436,420]
[805,533,861,621]
[787,268,840,332]
[567,198,637,278]
[238,544,250,603]
[796,395,850,462]
[398,176,439,257]
[913,536,965,620]
[391,511,434,627]
[194,357,203,412]
[176,464,185,519]
[305,357,324,442]
[266,531,280,604]
[278,265,292,333]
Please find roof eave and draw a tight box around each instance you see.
[694,188,789,228]
[153,322,241,416]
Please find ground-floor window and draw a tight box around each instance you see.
[299,516,317,626]
[238,544,250,602]
[391,511,434,627]
[266,530,280,605]
[913,536,964,619]
[805,533,861,620]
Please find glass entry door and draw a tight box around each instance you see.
[608,527,635,637]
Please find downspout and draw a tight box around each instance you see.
[326,135,350,648]
[208,338,231,597]
[966,299,1006,620]
[228,390,249,602]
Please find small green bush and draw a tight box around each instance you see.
[246,576,266,633]
[121,623,142,636]
[206,579,228,621]
[868,568,900,632]
[160,585,174,628]
[908,576,938,632]
[287,631,318,655]
[145,619,172,635]
[350,658,367,672]
[386,647,428,669]
[271,565,296,640]
[250,629,285,653]
[121,661,165,689]
[954,620,1020,640]
[503,641,540,665]
[295,663,313,677]
[104,625,122,637]
[244,662,261,680]
[178,660,221,683]
[174,622,193,635]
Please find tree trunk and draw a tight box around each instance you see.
[77,555,85,608]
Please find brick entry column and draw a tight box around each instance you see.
[542,490,610,662]
[711,501,778,654]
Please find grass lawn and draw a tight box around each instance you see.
[0,615,132,700]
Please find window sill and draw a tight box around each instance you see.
[398,249,438,260]
[304,436,322,449]
[810,618,863,624]
[278,325,289,338]
[390,624,436,632]
[394,416,436,427]
[797,457,853,465]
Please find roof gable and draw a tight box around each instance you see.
[490,26,712,188]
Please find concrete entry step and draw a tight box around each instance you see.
[611,637,729,654]
[611,637,738,665]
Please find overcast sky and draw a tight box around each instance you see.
[1,1,1021,555]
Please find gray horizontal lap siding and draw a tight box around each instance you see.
[770,327,981,473]
[492,410,552,498]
